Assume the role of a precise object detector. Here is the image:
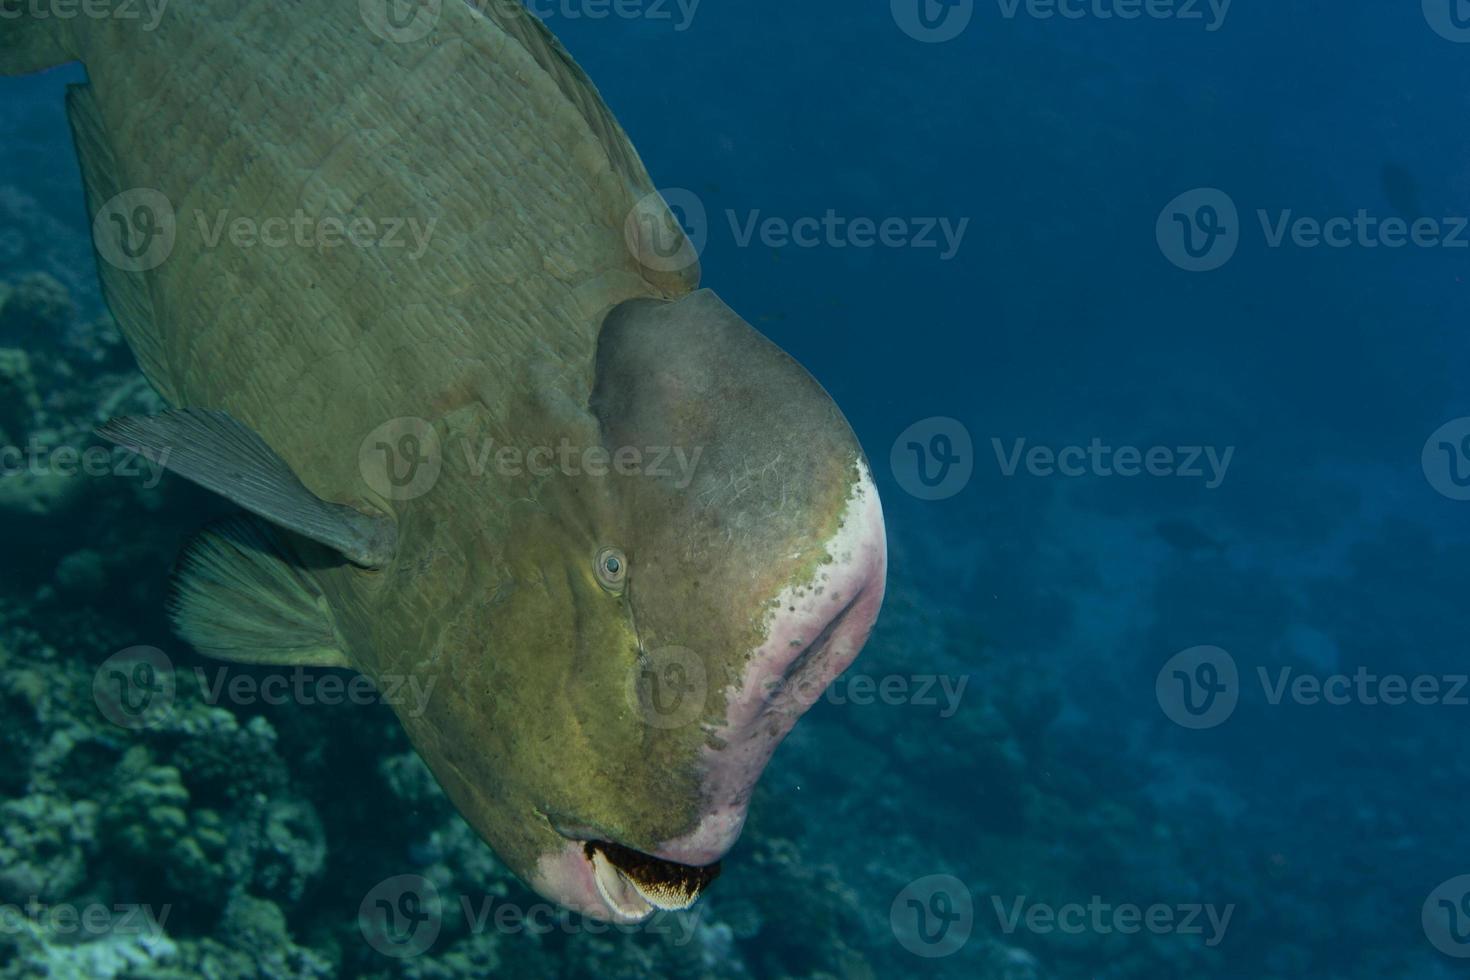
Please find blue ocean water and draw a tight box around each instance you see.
[0,2,1467,977]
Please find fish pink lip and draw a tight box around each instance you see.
[544,814,720,872]
[650,464,888,867]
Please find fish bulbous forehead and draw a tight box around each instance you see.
[590,289,867,641]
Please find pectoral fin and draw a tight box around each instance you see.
[97,409,396,569]
[170,516,350,669]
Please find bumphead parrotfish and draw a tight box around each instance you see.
[3,3,887,921]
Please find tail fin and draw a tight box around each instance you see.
[1,16,74,75]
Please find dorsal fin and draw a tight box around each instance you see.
[456,2,700,297]
[0,7,72,75]
[473,5,648,201]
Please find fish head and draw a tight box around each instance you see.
[407,289,886,923]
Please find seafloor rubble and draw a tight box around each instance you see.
[0,272,1445,979]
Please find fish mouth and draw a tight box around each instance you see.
[543,815,722,921]
[581,839,721,919]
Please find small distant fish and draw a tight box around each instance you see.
[1154,519,1225,557]
[1380,162,1422,218]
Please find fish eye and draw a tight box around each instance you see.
[594,547,627,593]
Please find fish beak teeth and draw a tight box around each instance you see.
[588,848,655,922]
[584,841,721,917]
